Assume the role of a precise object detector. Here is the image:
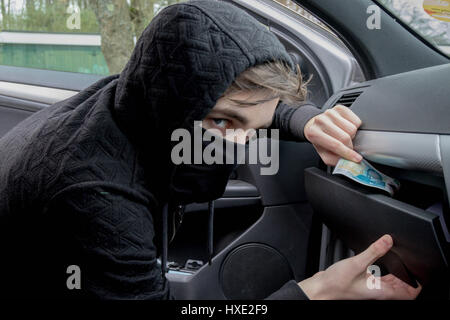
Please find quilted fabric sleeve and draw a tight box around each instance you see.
[269,102,322,142]
[45,183,171,300]
[265,280,310,300]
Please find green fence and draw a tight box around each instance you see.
[0,43,109,75]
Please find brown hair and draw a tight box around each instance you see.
[223,60,310,107]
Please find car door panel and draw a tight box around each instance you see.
[167,203,314,299]
[0,106,33,138]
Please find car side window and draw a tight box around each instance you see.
[0,0,186,75]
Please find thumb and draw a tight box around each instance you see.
[353,235,393,270]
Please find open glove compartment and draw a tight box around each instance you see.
[305,167,449,288]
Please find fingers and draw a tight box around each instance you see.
[309,128,362,163]
[378,275,422,300]
[304,104,363,165]
[353,235,393,269]
[324,108,358,139]
[315,114,354,149]
[314,147,341,166]
[333,104,362,128]
[407,281,422,299]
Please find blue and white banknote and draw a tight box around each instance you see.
[333,158,401,196]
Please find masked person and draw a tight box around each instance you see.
[0,0,421,300]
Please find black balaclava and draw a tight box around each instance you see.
[111,0,296,276]
[169,127,250,204]
[165,129,250,271]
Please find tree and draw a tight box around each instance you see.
[0,0,6,30]
[88,0,184,74]
[88,0,135,74]
[130,0,155,39]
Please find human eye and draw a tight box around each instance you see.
[211,118,231,129]
[202,118,233,136]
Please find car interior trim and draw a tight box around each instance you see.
[0,81,77,105]
[353,130,443,175]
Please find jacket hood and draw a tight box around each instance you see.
[109,0,297,207]
[113,0,295,141]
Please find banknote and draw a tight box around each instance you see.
[333,158,400,196]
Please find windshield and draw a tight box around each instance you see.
[377,0,450,57]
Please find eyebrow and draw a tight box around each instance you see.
[228,97,276,107]
[219,109,249,125]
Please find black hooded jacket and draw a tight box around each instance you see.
[0,0,321,299]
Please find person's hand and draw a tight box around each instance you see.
[304,105,363,166]
[298,235,422,300]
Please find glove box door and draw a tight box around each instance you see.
[304,167,449,287]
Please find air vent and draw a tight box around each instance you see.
[336,91,362,107]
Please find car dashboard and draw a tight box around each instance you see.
[305,63,450,294]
